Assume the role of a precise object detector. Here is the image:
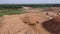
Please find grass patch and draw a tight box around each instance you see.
[0,10,26,17]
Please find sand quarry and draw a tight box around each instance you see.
[0,13,60,34]
[0,7,60,34]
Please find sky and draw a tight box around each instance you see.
[0,0,60,4]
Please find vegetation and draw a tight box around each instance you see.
[22,4,60,8]
[0,4,23,9]
[0,4,59,9]
[0,10,26,17]
[0,4,23,17]
[0,4,59,17]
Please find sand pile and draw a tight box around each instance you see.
[0,13,52,34]
[0,15,29,34]
[21,13,51,34]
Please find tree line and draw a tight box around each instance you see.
[0,4,60,9]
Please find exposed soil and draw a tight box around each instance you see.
[0,7,60,34]
[0,13,51,34]
[42,16,60,34]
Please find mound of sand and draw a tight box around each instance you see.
[0,13,51,34]
[21,13,51,34]
[0,15,29,34]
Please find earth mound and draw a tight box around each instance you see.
[0,13,53,34]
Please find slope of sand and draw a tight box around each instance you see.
[42,16,60,34]
[0,13,51,34]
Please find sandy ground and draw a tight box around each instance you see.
[0,7,60,34]
[23,7,60,17]
[0,13,51,34]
